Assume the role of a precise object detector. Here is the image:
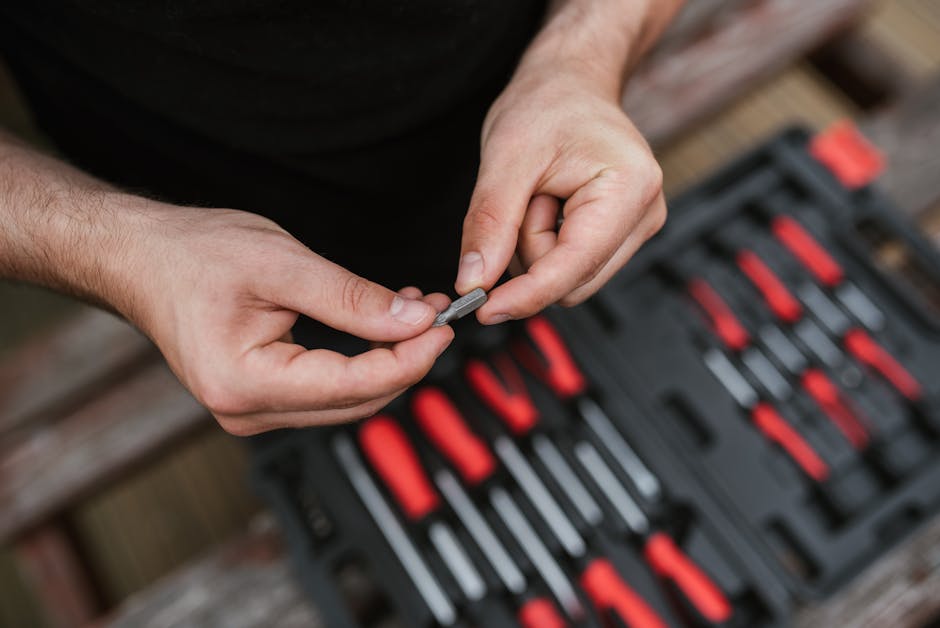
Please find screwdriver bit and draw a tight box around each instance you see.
[432,288,488,327]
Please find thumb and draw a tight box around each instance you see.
[267,251,437,343]
[456,154,534,295]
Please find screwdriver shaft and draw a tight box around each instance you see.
[532,434,603,526]
[494,436,586,558]
[489,486,584,619]
[333,436,456,626]
[577,398,662,503]
[435,469,526,595]
[428,521,486,601]
[574,441,650,536]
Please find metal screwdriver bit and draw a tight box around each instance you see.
[432,288,488,327]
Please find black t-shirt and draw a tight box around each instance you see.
[0,1,545,293]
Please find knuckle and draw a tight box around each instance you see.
[339,274,373,314]
[194,377,253,416]
[465,197,505,235]
[637,159,664,206]
[575,250,607,285]
[648,203,668,237]
[216,416,260,437]
[559,291,590,308]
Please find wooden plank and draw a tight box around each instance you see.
[809,28,917,110]
[625,0,873,148]
[0,363,209,543]
[0,307,156,436]
[103,515,321,628]
[795,516,940,627]
[14,522,99,628]
[861,76,940,219]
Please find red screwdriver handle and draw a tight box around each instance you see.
[518,597,567,628]
[643,533,733,624]
[752,403,829,482]
[515,316,587,399]
[581,558,668,628]
[737,250,803,323]
[801,369,870,449]
[771,216,843,287]
[845,328,922,401]
[359,416,439,520]
[411,387,496,485]
[688,279,750,351]
[465,355,539,434]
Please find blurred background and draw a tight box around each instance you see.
[2,1,940,626]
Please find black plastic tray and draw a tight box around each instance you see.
[253,127,940,627]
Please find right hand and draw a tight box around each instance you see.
[118,204,454,435]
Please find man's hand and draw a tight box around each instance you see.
[128,207,454,435]
[455,0,682,323]
[0,134,453,435]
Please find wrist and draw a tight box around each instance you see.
[515,0,652,100]
[39,189,167,323]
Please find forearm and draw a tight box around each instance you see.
[516,0,684,99]
[0,130,153,315]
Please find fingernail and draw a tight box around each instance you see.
[389,296,432,325]
[486,313,511,325]
[456,251,484,290]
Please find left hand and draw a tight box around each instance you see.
[455,63,666,324]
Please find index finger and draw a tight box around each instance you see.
[477,196,638,322]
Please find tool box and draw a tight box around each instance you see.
[252,126,940,627]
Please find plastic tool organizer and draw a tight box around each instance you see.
[252,127,940,628]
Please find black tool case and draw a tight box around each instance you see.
[252,127,940,628]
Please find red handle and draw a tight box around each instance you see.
[737,250,803,323]
[465,355,539,434]
[771,216,843,287]
[687,279,750,351]
[581,558,667,628]
[801,369,870,449]
[518,597,567,628]
[845,328,922,401]
[358,416,438,520]
[515,316,587,399]
[752,403,829,482]
[643,533,733,624]
[411,387,496,485]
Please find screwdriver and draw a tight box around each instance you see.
[359,416,486,602]
[781,260,922,402]
[332,434,457,626]
[411,387,584,619]
[679,272,871,456]
[701,344,831,481]
[769,214,885,331]
[508,318,735,622]
[465,353,603,526]
[574,440,733,624]
[412,387,670,628]
[360,417,570,628]
[672,255,808,376]
[513,316,662,503]
[414,386,586,559]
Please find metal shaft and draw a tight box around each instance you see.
[574,441,650,537]
[333,436,457,626]
[489,486,584,619]
[494,436,585,558]
[435,469,526,595]
[428,521,486,601]
[577,397,662,502]
[532,434,603,526]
